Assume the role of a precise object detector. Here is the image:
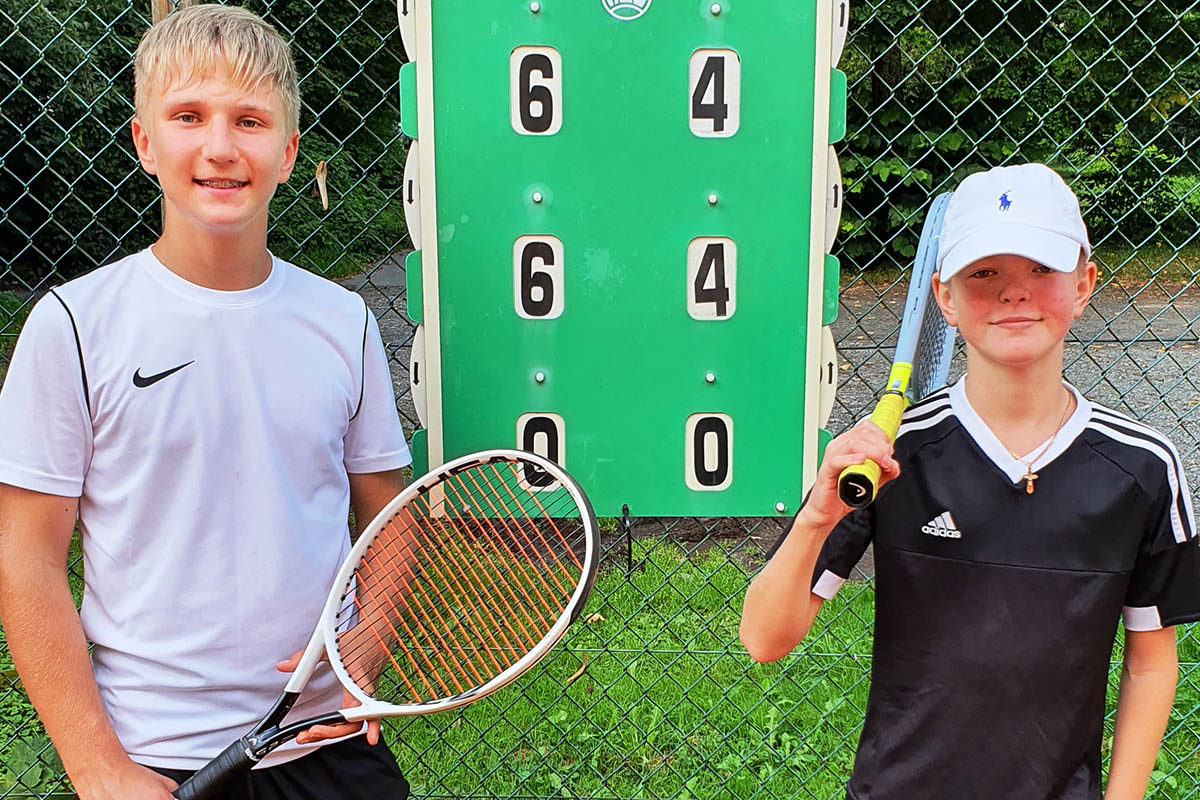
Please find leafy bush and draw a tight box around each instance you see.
[271,130,408,278]
[839,0,1200,274]
[0,1,156,288]
[1,0,409,287]
[5,0,1198,286]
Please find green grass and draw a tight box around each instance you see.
[0,292,29,369]
[2,540,1199,798]
[389,541,872,799]
[387,541,1200,799]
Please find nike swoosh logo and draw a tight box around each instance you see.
[133,361,194,388]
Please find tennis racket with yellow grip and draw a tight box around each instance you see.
[837,193,956,508]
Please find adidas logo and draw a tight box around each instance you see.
[922,511,962,539]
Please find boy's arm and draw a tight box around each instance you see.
[739,422,897,662]
[287,467,409,747]
[348,468,408,538]
[0,484,176,800]
[739,512,831,662]
[1105,626,1178,800]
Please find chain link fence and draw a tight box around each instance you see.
[2,0,1199,797]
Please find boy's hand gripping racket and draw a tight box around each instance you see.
[837,193,957,508]
[173,450,598,800]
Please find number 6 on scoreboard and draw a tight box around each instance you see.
[511,47,562,136]
[514,235,564,319]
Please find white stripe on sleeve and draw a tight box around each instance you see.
[813,569,847,600]
[1122,605,1164,631]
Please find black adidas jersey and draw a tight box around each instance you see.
[808,378,1199,800]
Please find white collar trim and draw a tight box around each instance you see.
[947,375,1091,485]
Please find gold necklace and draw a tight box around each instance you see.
[1003,391,1073,495]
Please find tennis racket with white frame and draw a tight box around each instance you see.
[837,192,957,508]
[173,450,598,800]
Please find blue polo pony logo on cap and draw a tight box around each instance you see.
[999,191,1012,211]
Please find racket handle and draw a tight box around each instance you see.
[837,391,908,508]
[172,738,257,800]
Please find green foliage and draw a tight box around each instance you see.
[0,659,70,796]
[1070,139,1200,248]
[0,734,66,796]
[6,0,1199,284]
[0,0,408,286]
[248,0,410,278]
[840,0,1200,274]
[0,0,157,287]
[271,131,408,279]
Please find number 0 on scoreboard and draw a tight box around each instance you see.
[686,413,734,491]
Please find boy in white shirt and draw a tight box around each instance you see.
[0,6,413,798]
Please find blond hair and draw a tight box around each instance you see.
[134,4,300,132]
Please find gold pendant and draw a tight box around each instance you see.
[1023,471,1037,494]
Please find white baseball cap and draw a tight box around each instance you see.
[936,163,1091,281]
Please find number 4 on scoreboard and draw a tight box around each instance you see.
[687,237,736,320]
[689,49,740,137]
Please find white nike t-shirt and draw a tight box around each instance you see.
[0,248,411,769]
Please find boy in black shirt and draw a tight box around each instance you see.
[742,163,1199,799]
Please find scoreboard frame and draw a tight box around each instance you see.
[402,0,847,516]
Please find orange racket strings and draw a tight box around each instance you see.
[332,460,587,706]
[339,488,558,694]
[345,472,581,700]
[380,474,581,674]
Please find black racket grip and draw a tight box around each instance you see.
[172,738,257,800]
[838,471,876,509]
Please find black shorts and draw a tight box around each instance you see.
[135,736,410,800]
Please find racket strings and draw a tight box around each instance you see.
[440,475,559,620]
[466,465,580,602]
[356,483,583,699]
[371,511,514,681]
[411,477,582,650]
[354,536,485,698]
[345,511,531,698]
[406,495,545,670]
[332,458,588,706]
[434,484,562,641]
[910,193,956,402]
[911,289,952,400]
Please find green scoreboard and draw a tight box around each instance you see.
[399,0,848,517]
